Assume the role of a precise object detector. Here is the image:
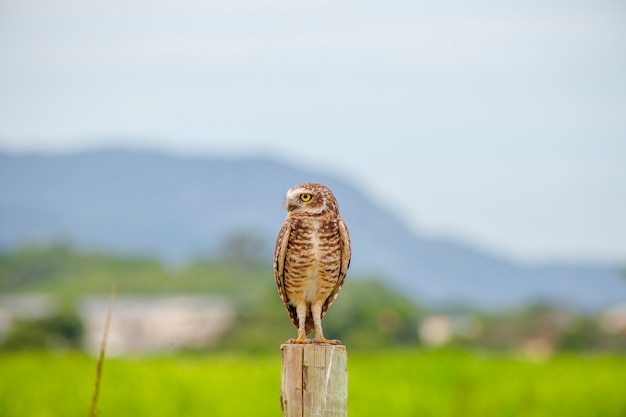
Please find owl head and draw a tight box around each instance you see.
[285,182,339,216]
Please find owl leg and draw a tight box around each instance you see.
[289,303,312,344]
[311,302,340,345]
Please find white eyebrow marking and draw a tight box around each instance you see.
[286,187,308,199]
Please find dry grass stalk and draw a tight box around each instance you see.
[88,285,115,417]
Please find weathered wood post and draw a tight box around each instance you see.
[280,344,348,417]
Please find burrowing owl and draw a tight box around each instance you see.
[274,182,351,344]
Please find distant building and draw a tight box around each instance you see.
[600,304,626,335]
[80,295,235,355]
[0,295,58,342]
[418,313,482,347]
[0,294,236,354]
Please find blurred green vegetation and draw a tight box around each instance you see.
[1,244,625,417]
[1,244,624,353]
[0,350,624,417]
[0,243,267,295]
[1,309,83,351]
[0,243,425,352]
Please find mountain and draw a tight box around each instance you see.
[1,148,624,309]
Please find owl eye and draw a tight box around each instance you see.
[300,193,312,202]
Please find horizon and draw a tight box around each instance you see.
[1,145,624,266]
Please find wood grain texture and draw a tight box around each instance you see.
[280,344,347,417]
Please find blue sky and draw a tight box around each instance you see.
[1,0,625,263]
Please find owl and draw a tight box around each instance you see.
[274,182,351,344]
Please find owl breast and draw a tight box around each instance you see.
[284,217,342,305]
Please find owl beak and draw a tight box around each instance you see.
[286,199,298,212]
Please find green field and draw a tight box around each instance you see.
[1,350,624,417]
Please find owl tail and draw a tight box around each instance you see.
[305,312,315,335]
[287,304,315,335]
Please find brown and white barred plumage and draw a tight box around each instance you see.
[274,182,351,344]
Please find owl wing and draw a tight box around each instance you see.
[274,218,300,329]
[321,216,351,318]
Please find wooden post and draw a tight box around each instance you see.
[280,344,348,417]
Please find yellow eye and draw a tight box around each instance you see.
[300,193,312,202]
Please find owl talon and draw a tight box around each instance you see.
[287,338,313,344]
[313,337,341,345]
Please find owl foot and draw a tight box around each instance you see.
[286,337,314,344]
[313,337,341,345]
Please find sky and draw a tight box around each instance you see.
[1,0,625,263]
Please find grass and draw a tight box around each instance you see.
[0,350,624,417]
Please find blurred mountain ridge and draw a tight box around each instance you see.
[1,148,624,309]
